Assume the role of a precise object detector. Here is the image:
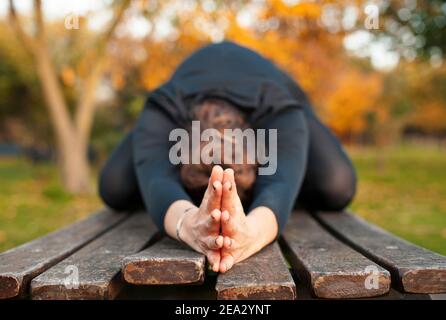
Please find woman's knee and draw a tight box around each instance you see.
[98,165,141,211]
[98,131,143,211]
[99,169,127,210]
[317,165,357,210]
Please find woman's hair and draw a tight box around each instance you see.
[180,98,257,205]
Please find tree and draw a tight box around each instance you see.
[380,0,446,59]
[8,0,131,193]
[113,0,387,143]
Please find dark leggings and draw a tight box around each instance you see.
[98,107,357,213]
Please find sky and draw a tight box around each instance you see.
[0,0,400,71]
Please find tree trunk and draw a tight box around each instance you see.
[59,136,92,193]
[34,47,92,193]
[8,0,131,194]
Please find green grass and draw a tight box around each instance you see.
[0,158,101,253]
[0,143,445,255]
[347,144,446,255]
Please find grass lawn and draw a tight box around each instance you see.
[348,144,446,255]
[0,143,445,255]
[0,159,101,253]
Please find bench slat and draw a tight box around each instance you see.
[0,208,126,299]
[30,212,157,300]
[122,237,205,285]
[315,211,446,293]
[216,242,296,300]
[281,211,391,299]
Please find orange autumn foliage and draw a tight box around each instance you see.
[408,102,446,134]
[402,63,446,134]
[113,0,388,141]
[323,71,383,138]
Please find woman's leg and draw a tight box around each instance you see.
[277,70,356,211]
[297,108,357,211]
[98,130,143,211]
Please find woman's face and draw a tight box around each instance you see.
[180,99,257,205]
[180,134,257,205]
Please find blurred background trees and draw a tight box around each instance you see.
[5,0,131,193]
[0,0,445,192]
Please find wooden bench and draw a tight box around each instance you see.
[1,208,445,300]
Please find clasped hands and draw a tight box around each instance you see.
[177,165,265,273]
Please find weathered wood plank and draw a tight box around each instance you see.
[30,212,157,300]
[118,275,218,300]
[430,293,446,300]
[123,237,205,285]
[281,211,391,299]
[0,208,126,299]
[290,269,431,300]
[315,211,446,293]
[216,242,296,300]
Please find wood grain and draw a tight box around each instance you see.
[123,237,206,285]
[281,211,391,299]
[315,211,446,293]
[216,242,296,300]
[30,212,157,300]
[0,208,126,299]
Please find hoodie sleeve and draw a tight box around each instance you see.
[132,101,192,233]
[248,106,309,236]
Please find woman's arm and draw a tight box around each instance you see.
[248,106,309,235]
[216,107,309,272]
[132,102,194,232]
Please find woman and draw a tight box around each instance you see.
[98,41,357,273]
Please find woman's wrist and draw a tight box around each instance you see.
[176,207,196,243]
[177,206,199,246]
[164,200,198,241]
[233,215,268,263]
[246,206,278,252]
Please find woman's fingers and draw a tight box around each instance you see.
[208,209,222,234]
[221,168,234,213]
[205,235,224,250]
[221,209,230,223]
[221,210,237,235]
[206,250,221,273]
[210,208,221,222]
[219,253,235,273]
[228,168,238,196]
[223,236,233,249]
[207,180,222,212]
[222,168,241,213]
[206,166,223,212]
[209,165,224,185]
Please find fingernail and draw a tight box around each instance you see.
[212,209,221,219]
